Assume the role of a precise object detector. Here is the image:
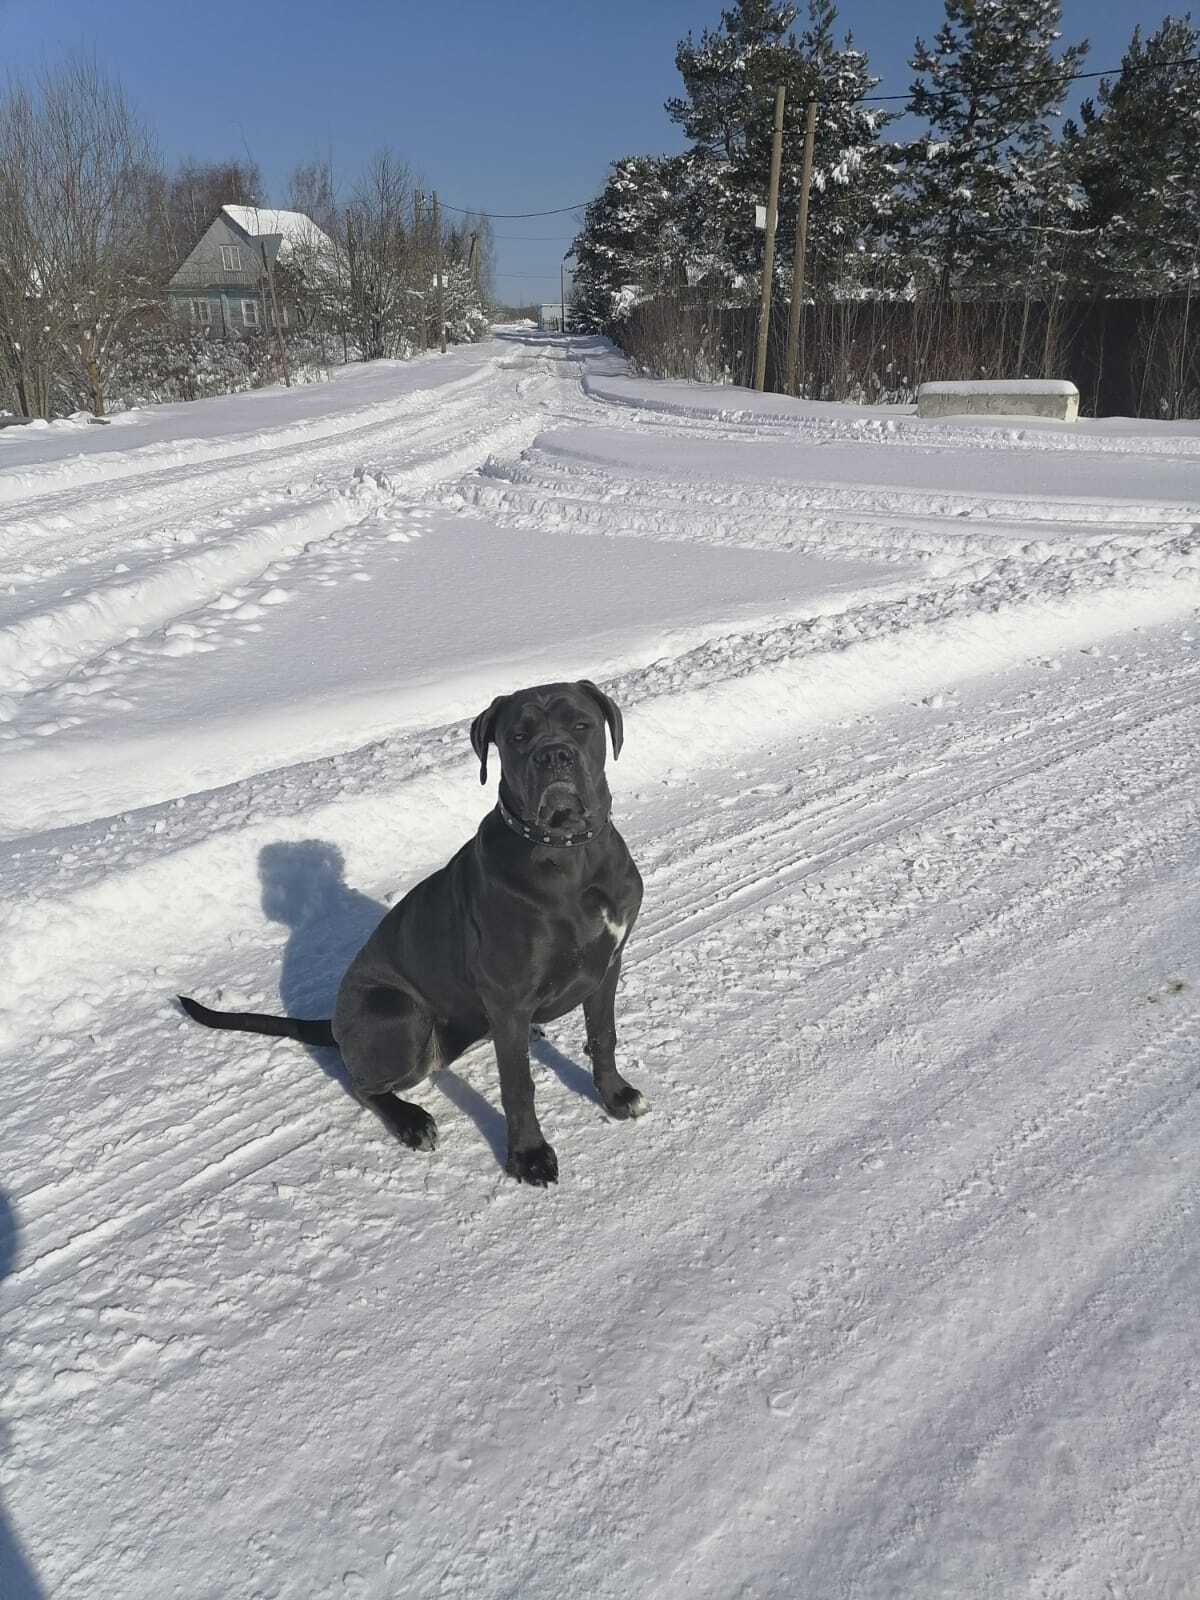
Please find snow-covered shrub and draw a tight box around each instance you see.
[106,325,336,408]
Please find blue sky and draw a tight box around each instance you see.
[0,0,1175,305]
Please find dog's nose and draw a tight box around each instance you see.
[533,743,576,774]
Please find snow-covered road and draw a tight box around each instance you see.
[2,331,1199,1599]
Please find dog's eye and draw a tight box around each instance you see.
[510,730,529,744]
[574,722,592,732]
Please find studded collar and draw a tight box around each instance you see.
[496,795,603,849]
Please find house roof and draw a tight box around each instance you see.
[221,205,334,260]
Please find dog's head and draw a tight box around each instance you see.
[470,680,623,834]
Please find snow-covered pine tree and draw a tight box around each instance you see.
[899,0,1088,300]
[790,0,896,297]
[569,155,689,330]
[665,0,893,298]
[1063,16,1200,295]
[442,217,493,343]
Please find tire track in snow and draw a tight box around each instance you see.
[414,680,1200,1595]
[0,407,545,699]
[581,372,1200,461]
[631,664,1200,963]
[476,445,1200,534]
[4,645,1197,1319]
[4,635,1199,1600]
[7,1116,327,1319]
[0,359,500,519]
[469,1009,1200,1600]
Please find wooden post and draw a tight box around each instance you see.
[753,85,787,393]
[1175,236,1198,418]
[784,98,818,397]
[413,192,426,350]
[432,191,446,353]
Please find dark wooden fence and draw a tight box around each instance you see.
[614,291,1200,419]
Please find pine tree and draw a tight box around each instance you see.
[1064,15,1200,294]
[667,0,800,164]
[791,0,896,295]
[899,0,1088,299]
[665,0,893,297]
[570,156,689,330]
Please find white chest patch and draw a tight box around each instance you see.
[600,911,627,943]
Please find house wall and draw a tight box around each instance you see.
[169,213,275,292]
[169,288,285,337]
[168,214,286,337]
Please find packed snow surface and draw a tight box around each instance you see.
[2,331,1199,1599]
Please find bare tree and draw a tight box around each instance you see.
[165,156,264,266]
[0,56,164,418]
[341,149,419,359]
[286,155,338,236]
[0,79,54,416]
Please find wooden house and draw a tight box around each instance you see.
[167,205,335,337]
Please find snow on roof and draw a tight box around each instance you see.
[221,205,333,259]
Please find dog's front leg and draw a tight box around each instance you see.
[584,957,648,1120]
[488,1009,558,1186]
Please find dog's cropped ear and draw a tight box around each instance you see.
[578,681,624,760]
[470,695,507,784]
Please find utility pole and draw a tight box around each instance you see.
[413,191,426,350]
[784,98,818,397]
[432,190,446,354]
[753,84,787,393]
[345,210,356,361]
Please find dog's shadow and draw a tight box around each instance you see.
[0,1193,48,1599]
[259,841,599,1170]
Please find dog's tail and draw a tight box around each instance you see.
[178,994,335,1047]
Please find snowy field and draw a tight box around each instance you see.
[2,329,1199,1599]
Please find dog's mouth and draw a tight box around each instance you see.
[536,780,586,831]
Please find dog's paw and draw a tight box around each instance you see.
[603,1083,649,1120]
[506,1141,559,1186]
[391,1103,439,1152]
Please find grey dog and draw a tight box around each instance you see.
[179,680,646,1186]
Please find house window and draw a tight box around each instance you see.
[220,244,243,270]
[189,298,212,327]
[267,305,289,329]
[241,299,261,330]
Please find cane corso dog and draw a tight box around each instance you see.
[179,680,645,1185]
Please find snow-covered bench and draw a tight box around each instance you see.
[916,379,1080,422]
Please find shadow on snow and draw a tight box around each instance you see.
[0,1191,48,1600]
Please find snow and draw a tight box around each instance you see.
[2,330,1200,1599]
[919,378,1080,396]
[221,204,334,260]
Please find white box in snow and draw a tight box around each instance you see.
[917,379,1080,422]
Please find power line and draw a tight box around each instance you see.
[441,54,1200,219]
[855,53,1200,105]
[440,201,587,218]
